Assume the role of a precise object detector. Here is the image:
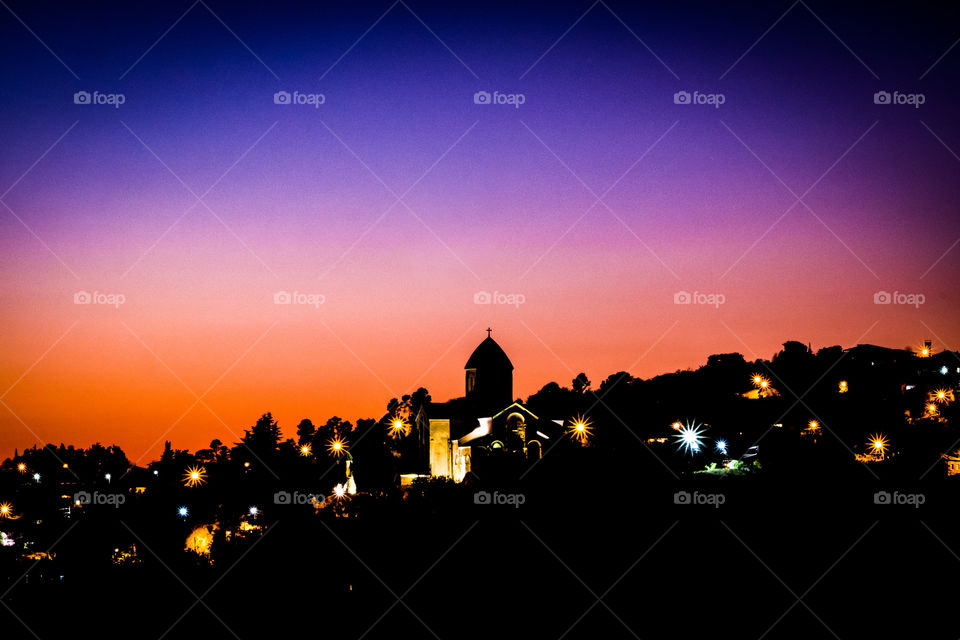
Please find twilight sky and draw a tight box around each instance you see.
[1,0,958,462]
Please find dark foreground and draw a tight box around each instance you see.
[2,458,958,640]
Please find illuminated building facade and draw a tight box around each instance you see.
[421,331,561,481]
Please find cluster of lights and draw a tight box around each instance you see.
[838,380,848,393]
[750,373,779,397]
[566,414,593,444]
[183,466,207,488]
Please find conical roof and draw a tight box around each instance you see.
[465,336,513,370]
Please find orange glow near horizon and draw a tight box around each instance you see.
[0,313,955,465]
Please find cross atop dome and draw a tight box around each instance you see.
[464,330,513,412]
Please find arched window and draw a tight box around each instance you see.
[526,440,542,462]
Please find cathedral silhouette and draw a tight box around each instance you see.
[409,330,563,482]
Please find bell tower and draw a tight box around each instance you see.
[464,329,514,413]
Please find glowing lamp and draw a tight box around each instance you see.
[327,437,348,457]
[183,466,207,488]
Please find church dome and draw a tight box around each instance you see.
[465,336,514,371]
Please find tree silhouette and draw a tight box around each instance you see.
[296,419,316,446]
[239,413,282,461]
[572,373,591,394]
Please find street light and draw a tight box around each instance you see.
[327,437,348,458]
[868,433,889,459]
[566,415,593,444]
[183,466,207,488]
[388,417,409,439]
